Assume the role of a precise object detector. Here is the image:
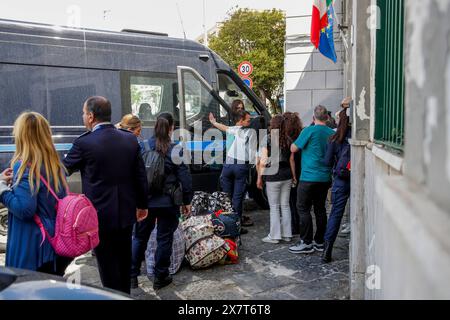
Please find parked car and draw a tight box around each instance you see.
[0,267,132,300]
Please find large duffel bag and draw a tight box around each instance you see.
[208,192,234,213]
[218,238,239,265]
[145,224,185,276]
[211,210,241,238]
[190,191,211,216]
[181,215,214,249]
[181,215,229,269]
[186,235,230,269]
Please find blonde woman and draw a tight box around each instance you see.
[0,112,71,275]
[117,114,142,138]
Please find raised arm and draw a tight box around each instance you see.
[209,113,229,132]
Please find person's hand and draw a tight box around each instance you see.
[209,113,217,125]
[341,97,352,108]
[182,205,191,216]
[292,178,298,187]
[257,177,263,190]
[0,168,13,185]
[136,209,148,222]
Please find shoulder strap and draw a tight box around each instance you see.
[33,214,51,247]
[39,176,60,202]
[144,139,151,152]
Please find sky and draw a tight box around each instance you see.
[0,0,296,39]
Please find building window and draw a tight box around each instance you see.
[374,0,405,150]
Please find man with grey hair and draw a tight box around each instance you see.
[288,105,335,254]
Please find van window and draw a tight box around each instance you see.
[0,64,121,127]
[122,72,179,125]
[181,70,231,129]
[218,73,259,117]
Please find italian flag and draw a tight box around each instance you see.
[311,0,333,48]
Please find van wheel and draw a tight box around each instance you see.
[0,207,8,236]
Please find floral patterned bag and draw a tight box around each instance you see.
[181,215,230,269]
[181,215,215,251]
[186,235,230,269]
[190,191,211,217]
[208,192,234,213]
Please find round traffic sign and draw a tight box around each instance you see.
[238,61,253,77]
[242,77,253,89]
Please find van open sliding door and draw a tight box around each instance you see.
[177,66,232,193]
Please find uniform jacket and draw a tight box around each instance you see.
[63,124,148,231]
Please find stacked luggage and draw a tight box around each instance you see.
[182,191,241,269]
[145,224,186,276]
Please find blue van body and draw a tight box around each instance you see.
[0,19,271,236]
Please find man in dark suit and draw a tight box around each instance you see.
[63,96,148,294]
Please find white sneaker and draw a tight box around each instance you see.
[289,240,314,254]
[262,236,280,244]
[281,237,292,243]
[340,224,351,234]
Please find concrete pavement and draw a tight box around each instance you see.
[64,200,350,300]
[0,200,350,300]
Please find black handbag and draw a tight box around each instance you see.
[164,183,183,206]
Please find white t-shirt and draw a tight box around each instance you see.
[226,126,256,163]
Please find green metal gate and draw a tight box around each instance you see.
[374,0,405,150]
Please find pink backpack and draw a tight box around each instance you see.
[33,176,100,258]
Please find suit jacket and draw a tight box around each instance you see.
[63,124,148,231]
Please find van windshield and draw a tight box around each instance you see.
[218,73,259,117]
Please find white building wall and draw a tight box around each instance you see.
[284,0,345,124]
[348,0,450,299]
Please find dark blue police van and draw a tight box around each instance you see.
[0,19,270,238]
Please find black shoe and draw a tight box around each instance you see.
[313,241,325,252]
[153,275,173,290]
[130,276,138,289]
[321,241,333,263]
[241,216,254,227]
[240,228,249,235]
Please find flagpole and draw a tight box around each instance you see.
[330,0,350,53]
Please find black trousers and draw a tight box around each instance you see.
[94,225,133,294]
[290,184,300,235]
[296,181,331,245]
[131,206,179,280]
[290,152,302,235]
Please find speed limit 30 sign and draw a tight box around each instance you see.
[238,61,253,77]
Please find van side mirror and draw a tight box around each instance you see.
[199,55,209,62]
[226,90,239,97]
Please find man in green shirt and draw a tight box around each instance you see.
[289,105,335,254]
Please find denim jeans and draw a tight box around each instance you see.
[296,181,331,244]
[324,181,350,244]
[220,163,249,218]
[265,179,292,240]
[131,206,179,279]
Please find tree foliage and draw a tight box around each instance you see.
[208,8,285,114]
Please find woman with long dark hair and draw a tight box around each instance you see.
[322,106,351,263]
[230,99,245,122]
[131,112,193,290]
[282,112,303,235]
[257,114,297,244]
